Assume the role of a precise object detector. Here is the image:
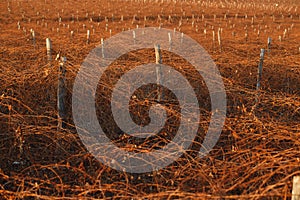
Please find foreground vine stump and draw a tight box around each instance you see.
[292,176,300,200]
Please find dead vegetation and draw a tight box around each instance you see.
[0,0,300,199]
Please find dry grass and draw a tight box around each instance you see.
[0,0,300,199]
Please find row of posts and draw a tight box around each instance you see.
[45,34,270,127]
[45,37,300,199]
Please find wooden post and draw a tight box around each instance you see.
[218,28,222,52]
[283,29,287,39]
[292,176,300,200]
[31,29,36,47]
[212,30,215,50]
[168,32,172,51]
[256,49,265,102]
[155,44,162,64]
[86,30,90,44]
[267,37,272,52]
[46,38,52,62]
[133,30,136,44]
[180,32,184,44]
[58,56,67,129]
[101,38,104,58]
[154,44,162,101]
[257,49,265,90]
[15,126,23,160]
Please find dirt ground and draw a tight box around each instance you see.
[0,0,300,199]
